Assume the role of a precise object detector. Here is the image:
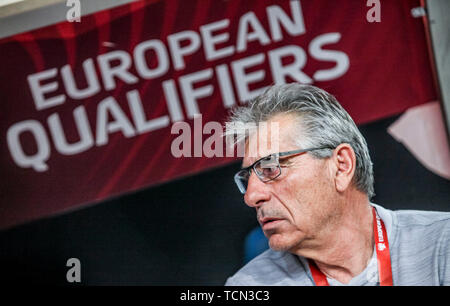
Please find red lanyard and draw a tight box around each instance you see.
[308,207,393,286]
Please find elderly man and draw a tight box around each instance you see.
[225,83,450,286]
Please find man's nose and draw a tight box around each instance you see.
[244,171,270,208]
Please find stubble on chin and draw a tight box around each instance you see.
[266,230,305,253]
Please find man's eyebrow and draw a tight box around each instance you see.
[241,153,273,169]
[241,157,257,169]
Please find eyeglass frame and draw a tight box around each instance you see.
[234,146,335,194]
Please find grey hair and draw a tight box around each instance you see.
[225,83,375,198]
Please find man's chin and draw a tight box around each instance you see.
[267,234,292,252]
[267,231,305,252]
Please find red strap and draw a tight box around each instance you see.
[372,207,393,286]
[308,259,329,286]
[308,207,393,286]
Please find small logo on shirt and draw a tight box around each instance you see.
[377,243,386,251]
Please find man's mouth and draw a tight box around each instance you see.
[259,217,284,230]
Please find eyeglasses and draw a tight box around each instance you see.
[233,146,334,194]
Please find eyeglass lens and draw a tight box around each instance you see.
[234,154,281,194]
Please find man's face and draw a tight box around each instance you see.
[242,114,341,253]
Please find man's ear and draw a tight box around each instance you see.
[331,143,356,193]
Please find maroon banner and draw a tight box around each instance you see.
[0,0,436,229]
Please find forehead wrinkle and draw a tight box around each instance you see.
[243,128,275,168]
[243,120,295,165]
[243,115,300,167]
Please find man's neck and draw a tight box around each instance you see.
[296,199,374,284]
